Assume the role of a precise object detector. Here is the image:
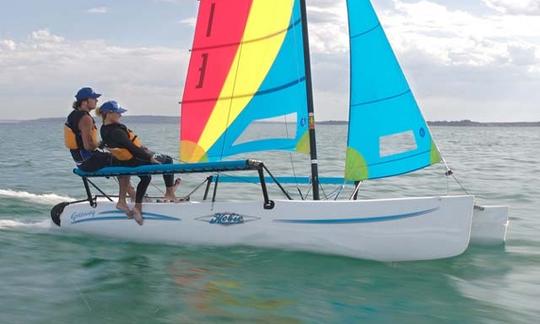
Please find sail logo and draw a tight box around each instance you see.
[197,213,259,226]
[70,210,96,224]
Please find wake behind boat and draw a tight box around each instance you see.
[51,0,508,261]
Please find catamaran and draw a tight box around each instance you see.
[51,0,509,261]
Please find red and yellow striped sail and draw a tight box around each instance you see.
[180,0,309,162]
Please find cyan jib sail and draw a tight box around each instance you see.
[344,0,441,181]
[180,0,309,163]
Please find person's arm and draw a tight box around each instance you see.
[111,128,154,162]
[79,115,98,151]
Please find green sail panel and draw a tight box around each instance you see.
[344,0,441,181]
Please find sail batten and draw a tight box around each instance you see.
[181,77,306,105]
[191,19,302,52]
[345,0,441,181]
[350,23,381,39]
[180,0,308,163]
[351,89,411,107]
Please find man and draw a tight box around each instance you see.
[64,87,112,171]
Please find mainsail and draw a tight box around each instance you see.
[345,0,441,181]
[180,0,309,163]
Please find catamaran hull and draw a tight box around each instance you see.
[471,205,509,245]
[56,195,474,262]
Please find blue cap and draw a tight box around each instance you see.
[99,100,127,115]
[75,87,101,101]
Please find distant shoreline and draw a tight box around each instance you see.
[427,120,540,127]
[319,120,540,127]
[1,116,539,127]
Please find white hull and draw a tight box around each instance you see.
[471,205,509,245]
[57,195,475,262]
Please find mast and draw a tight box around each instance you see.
[299,0,320,200]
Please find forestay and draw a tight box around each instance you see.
[180,0,309,163]
[344,0,441,181]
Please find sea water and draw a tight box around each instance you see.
[0,119,539,323]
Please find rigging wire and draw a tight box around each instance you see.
[304,183,312,200]
[284,113,302,199]
[321,184,341,200]
[288,9,308,197]
[320,183,328,200]
[218,40,245,161]
[150,182,165,195]
[334,184,345,200]
[441,157,473,196]
[450,173,473,196]
[446,171,450,196]
[184,177,210,199]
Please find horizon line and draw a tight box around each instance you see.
[1,115,539,124]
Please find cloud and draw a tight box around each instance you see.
[483,0,540,15]
[307,2,349,54]
[296,0,540,121]
[0,30,188,119]
[31,29,64,43]
[178,17,196,27]
[507,43,539,66]
[87,6,109,14]
[378,1,540,121]
[0,39,17,50]
[1,1,539,122]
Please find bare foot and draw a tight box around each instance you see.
[164,178,182,202]
[116,202,134,219]
[174,178,182,189]
[132,207,144,226]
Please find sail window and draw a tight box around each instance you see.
[379,131,417,158]
[234,113,297,145]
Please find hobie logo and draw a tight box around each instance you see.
[70,210,96,224]
[197,212,259,226]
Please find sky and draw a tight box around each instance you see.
[0,0,539,122]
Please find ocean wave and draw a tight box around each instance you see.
[0,219,52,230]
[0,189,73,205]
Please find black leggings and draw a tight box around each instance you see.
[116,154,175,203]
[78,151,113,172]
[134,175,151,204]
[153,154,175,187]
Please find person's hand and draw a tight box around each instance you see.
[143,147,155,155]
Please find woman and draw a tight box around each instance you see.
[98,100,180,225]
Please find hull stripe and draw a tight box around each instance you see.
[273,207,439,224]
[69,208,438,225]
[70,211,181,224]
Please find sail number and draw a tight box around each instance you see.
[206,3,216,37]
[196,3,216,89]
[196,53,209,89]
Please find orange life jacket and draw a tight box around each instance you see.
[64,110,98,163]
[108,128,143,161]
[64,124,98,150]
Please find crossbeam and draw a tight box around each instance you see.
[72,159,277,209]
[215,176,356,185]
[73,159,260,178]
